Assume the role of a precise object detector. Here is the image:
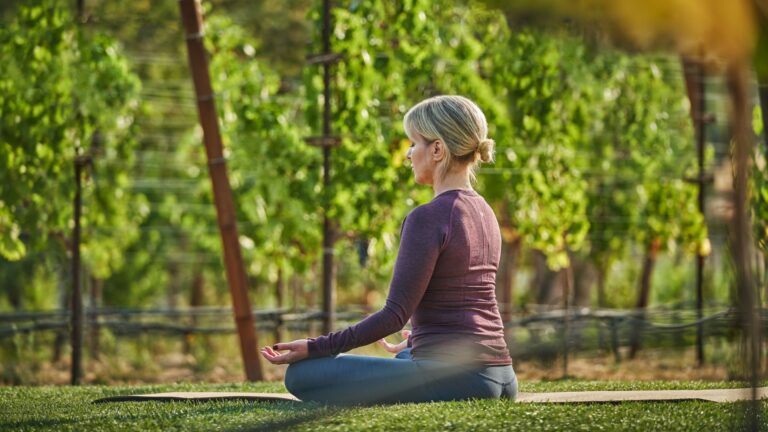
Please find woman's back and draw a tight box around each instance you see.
[407,189,511,365]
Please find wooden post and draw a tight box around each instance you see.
[726,62,761,432]
[304,0,340,335]
[609,318,621,363]
[178,0,262,381]
[694,65,707,367]
[69,0,88,388]
[320,0,336,335]
[274,267,284,343]
[88,276,101,360]
[562,255,573,379]
[629,238,661,359]
[70,151,87,385]
[681,56,710,366]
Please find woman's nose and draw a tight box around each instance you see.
[406,148,412,160]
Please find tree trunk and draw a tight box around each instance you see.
[166,260,181,355]
[167,261,180,310]
[184,269,205,354]
[88,276,102,360]
[191,270,205,308]
[596,265,607,308]
[572,255,594,307]
[7,265,22,309]
[533,250,561,308]
[274,267,284,343]
[595,265,609,352]
[497,237,522,323]
[291,275,300,311]
[52,263,70,363]
[562,262,575,378]
[306,263,318,309]
[629,238,661,359]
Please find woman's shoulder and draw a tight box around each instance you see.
[409,194,456,220]
[399,195,454,234]
[401,204,437,231]
[402,190,485,229]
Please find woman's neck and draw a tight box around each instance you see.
[432,170,472,197]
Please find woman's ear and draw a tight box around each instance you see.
[431,140,445,162]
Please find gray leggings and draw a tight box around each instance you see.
[284,348,517,405]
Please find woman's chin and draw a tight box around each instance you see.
[411,170,431,185]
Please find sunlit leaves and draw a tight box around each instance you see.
[752,106,768,254]
[0,0,142,278]
[586,52,704,270]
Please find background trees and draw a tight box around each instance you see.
[0,1,142,309]
[0,0,755,324]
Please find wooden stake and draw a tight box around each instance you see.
[726,61,761,432]
[320,0,336,335]
[70,151,85,385]
[178,0,262,381]
[562,248,573,379]
[681,57,709,366]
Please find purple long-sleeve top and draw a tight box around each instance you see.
[307,189,512,365]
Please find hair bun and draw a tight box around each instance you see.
[477,138,495,163]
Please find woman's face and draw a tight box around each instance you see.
[406,134,435,185]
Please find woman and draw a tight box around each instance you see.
[261,95,516,405]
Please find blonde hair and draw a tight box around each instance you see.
[403,95,495,184]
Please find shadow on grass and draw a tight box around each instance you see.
[0,418,81,430]
[223,402,348,432]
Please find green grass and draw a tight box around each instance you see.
[0,381,765,431]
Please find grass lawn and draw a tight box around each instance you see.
[0,380,765,431]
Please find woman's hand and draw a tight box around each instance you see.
[260,339,309,365]
[377,329,411,354]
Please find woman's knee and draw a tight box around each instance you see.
[503,372,518,400]
[284,361,307,395]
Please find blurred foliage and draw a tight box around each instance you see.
[0,1,143,308]
[587,53,705,276]
[207,14,322,285]
[752,106,768,256]
[486,29,591,270]
[0,0,748,316]
[481,0,758,64]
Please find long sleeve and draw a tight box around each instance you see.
[307,205,446,358]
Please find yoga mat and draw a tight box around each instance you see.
[515,387,768,403]
[94,387,768,404]
[94,392,300,403]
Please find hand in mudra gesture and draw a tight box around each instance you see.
[377,329,411,354]
[260,339,308,365]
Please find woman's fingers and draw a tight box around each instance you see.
[261,346,287,359]
[259,348,277,362]
[261,339,308,365]
[261,347,278,358]
[377,339,395,352]
[261,340,307,365]
[260,347,288,364]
